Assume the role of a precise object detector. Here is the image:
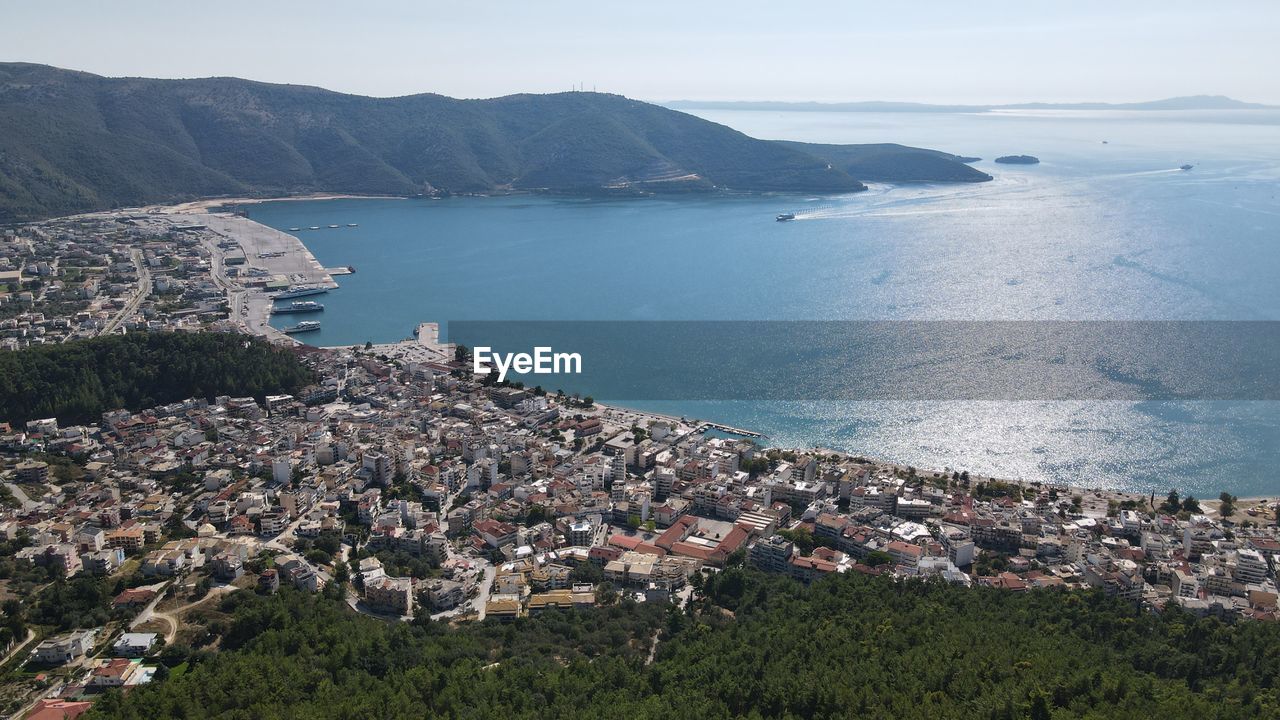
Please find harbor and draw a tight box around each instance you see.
[180,182,1280,499]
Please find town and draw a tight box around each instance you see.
[1,208,1279,718]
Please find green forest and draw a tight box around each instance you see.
[86,571,1279,719]
[0,332,314,425]
[0,63,991,222]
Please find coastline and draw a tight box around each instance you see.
[131,196,1280,511]
[146,193,409,215]
[198,212,339,341]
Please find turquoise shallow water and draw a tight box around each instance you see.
[247,109,1280,497]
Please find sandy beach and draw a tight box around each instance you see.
[147,193,407,214]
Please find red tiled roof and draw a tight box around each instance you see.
[25,699,93,720]
[608,534,643,550]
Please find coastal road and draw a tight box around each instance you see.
[99,248,151,335]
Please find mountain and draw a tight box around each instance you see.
[667,95,1272,113]
[0,64,989,222]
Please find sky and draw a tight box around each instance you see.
[2,0,1277,104]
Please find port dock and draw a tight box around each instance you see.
[697,421,766,439]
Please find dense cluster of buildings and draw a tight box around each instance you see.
[0,214,232,349]
[2,206,1278,716]
[5,333,1278,636]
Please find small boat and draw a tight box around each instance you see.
[288,227,301,231]
[308,226,320,230]
[347,223,358,227]
[328,224,340,229]
[347,265,356,273]
[1180,164,1194,171]
[776,213,796,222]
[283,321,321,334]
[1101,140,1109,145]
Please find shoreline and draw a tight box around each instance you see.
[147,193,409,214]
[335,331,1279,516]
[129,197,1280,510]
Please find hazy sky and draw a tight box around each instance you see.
[3,1,1277,103]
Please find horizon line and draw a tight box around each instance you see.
[3,61,1274,108]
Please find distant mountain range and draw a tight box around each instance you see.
[665,95,1272,113]
[0,63,990,222]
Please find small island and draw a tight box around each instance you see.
[994,154,1041,164]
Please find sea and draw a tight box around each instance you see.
[245,108,1280,498]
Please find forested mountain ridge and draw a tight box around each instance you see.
[776,141,992,183]
[0,63,988,222]
[84,571,1280,719]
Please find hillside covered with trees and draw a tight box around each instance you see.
[86,571,1279,719]
[0,63,989,221]
[0,332,313,425]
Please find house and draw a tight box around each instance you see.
[105,526,145,552]
[277,558,324,592]
[887,540,924,568]
[424,578,465,611]
[473,518,519,548]
[87,657,148,688]
[365,576,414,617]
[32,630,97,665]
[112,587,158,609]
[656,516,750,567]
[112,632,157,657]
[258,568,280,594]
[210,552,244,581]
[23,699,94,720]
[484,598,522,621]
[80,548,125,575]
[528,589,587,615]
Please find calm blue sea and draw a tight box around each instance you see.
[246,108,1280,497]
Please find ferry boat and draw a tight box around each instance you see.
[274,286,329,300]
[283,321,321,334]
[1180,164,1194,171]
[776,213,796,222]
[272,301,325,314]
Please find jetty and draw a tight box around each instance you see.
[697,421,766,439]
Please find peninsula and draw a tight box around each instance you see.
[0,63,991,222]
